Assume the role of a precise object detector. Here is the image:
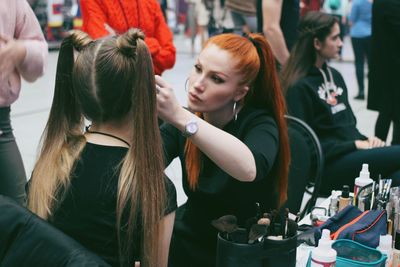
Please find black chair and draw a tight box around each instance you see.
[285,115,324,220]
[0,195,111,267]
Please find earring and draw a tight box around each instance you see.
[185,78,189,92]
[233,101,238,122]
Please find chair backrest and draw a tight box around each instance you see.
[0,195,111,267]
[284,115,324,220]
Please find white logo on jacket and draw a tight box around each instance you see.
[317,81,346,114]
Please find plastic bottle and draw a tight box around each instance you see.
[354,163,373,208]
[329,190,339,216]
[393,231,400,267]
[311,229,337,267]
[338,185,352,212]
[377,234,392,267]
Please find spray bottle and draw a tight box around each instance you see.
[354,163,373,208]
[311,229,337,267]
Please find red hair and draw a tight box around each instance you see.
[185,33,290,206]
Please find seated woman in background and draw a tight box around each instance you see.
[282,11,400,195]
[27,29,176,267]
[156,33,290,267]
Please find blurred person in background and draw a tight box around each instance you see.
[186,0,210,55]
[368,0,400,145]
[283,11,400,195]
[28,0,48,39]
[349,0,372,100]
[160,0,169,21]
[80,0,176,75]
[300,0,324,17]
[0,0,48,205]
[257,0,300,67]
[225,0,257,34]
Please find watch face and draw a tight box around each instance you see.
[184,120,198,137]
[187,122,198,134]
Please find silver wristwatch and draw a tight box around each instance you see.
[182,119,198,137]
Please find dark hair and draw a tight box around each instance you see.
[28,29,165,267]
[281,12,338,93]
[185,33,290,206]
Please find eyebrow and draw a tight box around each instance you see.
[197,58,230,79]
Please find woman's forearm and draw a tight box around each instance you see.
[172,108,257,182]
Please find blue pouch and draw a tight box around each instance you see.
[320,206,363,234]
[316,206,387,248]
[332,209,387,248]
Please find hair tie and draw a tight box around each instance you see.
[243,33,257,46]
[243,33,263,59]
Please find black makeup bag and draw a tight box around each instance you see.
[216,228,297,267]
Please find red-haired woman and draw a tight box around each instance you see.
[156,33,290,267]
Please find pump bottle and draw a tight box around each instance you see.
[311,229,337,267]
[354,163,373,208]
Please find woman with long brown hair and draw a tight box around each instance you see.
[282,11,400,195]
[27,29,176,267]
[156,33,290,266]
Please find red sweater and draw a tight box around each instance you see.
[81,0,176,75]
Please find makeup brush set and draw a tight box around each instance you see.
[214,205,298,267]
[212,209,297,245]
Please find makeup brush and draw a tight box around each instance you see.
[248,224,268,244]
[211,215,238,241]
[257,217,271,225]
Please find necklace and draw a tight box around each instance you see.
[85,125,130,147]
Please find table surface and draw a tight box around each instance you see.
[298,197,332,226]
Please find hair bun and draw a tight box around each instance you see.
[70,30,93,51]
[116,28,145,58]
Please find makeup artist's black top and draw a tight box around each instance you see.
[161,105,280,267]
[51,143,177,267]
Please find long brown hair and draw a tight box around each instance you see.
[27,29,166,267]
[185,33,290,206]
[281,12,338,93]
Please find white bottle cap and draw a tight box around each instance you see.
[321,229,331,240]
[319,229,333,250]
[312,229,337,264]
[355,163,373,187]
[360,164,370,179]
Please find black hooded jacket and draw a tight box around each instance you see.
[286,64,367,162]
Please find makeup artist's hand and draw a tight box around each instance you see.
[155,75,186,125]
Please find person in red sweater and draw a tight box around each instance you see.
[81,0,176,75]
